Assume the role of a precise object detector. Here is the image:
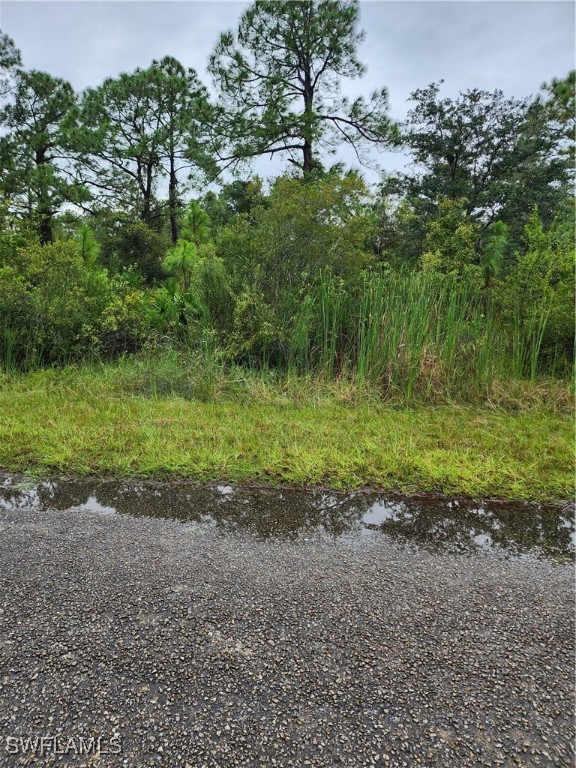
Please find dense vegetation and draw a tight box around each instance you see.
[0,1,574,413]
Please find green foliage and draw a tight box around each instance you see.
[180,200,212,246]
[191,247,234,333]
[495,208,575,378]
[398,81,571,254]
[99,220,170,284]
[376,197,426,265]
[201,178,266,232]
[163,240,197,291]
[68,58,214,231]
[0,70,83,243]
[481,221,508,287]
[0,30,21,97]
[218,172,375,305]
[540,70,575,172]
[152,244,233,347]
[228,284,281,365]
[0,25,572,400]
[0,238,149,369]
[215,216,262,288]
[75,224,101,267]
[209,0,398,174]
[281,269,506,399]
[421,198,478,274]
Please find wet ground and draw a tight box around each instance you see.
[0,475,573,561]
[0,474,574,767]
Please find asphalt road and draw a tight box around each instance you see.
[0,504,573,767]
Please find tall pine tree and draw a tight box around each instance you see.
[209,0,398,175]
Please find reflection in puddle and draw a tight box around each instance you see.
[0,474,573,561]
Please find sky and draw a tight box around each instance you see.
[0,1,574,185]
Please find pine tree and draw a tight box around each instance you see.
[209,0,398,175]
[0,70,81,243]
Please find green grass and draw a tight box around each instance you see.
[0,354,572,501]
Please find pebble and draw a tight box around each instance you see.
[0,505,573,767]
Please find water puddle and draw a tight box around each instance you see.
[0,474,573,562]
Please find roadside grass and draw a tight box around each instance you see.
[0,353,572,501]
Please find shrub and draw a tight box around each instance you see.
[99,219,170,284]
[495,208,575,377]
[216,172,376,303]
[421,198,479,274]
[0,238,149,369]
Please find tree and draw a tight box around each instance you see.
[163,240,197,291]
[162,201,213,291]
[180,200,212,246]
[98,218,170,283]
[208,0,398,175]
[421,198,478,274]
[399,82,571,240]
[201,178,266,231]
[69,59,213,238]
[75,224,101,267]
[217,171,374,303]
[0,30,21,97]
[70,68,166,226]
[0,70,82,243]
[147,57,216,243]
[539,70,575,174]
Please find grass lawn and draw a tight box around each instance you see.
[0,359,572,501]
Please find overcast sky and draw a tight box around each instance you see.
[0,1,573,184]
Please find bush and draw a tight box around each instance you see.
[156,241,234,344]
[495,208,575,377]
[216,172,376,304]
[421,198,479,274]
[227,284,282,365]
[98,219,170,284]
[0,238,150,369]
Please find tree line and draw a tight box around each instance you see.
[0,1,573,396]
[0,1,400,244]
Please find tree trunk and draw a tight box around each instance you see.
[303,138,313,176]
[168,150,178,244]
[38,211,53,245]
[35,147,53,244]
[142,161,153,226]
[302,66,314,176]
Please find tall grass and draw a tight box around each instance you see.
[283,270,559,401]
[0,323,51,373]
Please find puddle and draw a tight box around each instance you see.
[0,474,573,562]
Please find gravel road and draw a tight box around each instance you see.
[0,503,573,767]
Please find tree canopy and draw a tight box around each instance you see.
[68,58,214,239]
[399,82,570,224]
[0,31,21,97]
[0,70,82,242]
[208,0,398,175]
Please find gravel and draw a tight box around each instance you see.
[0,504,573,767]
